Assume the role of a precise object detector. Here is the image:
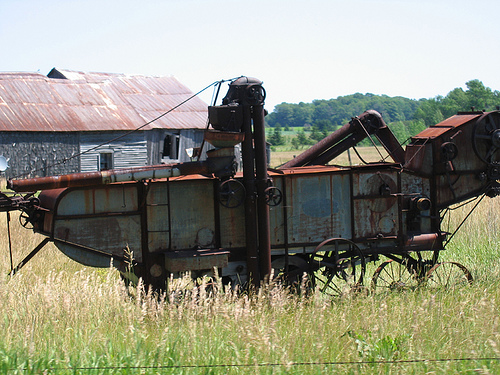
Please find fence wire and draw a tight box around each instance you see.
[7,356,500,373]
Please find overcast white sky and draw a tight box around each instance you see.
[1,0,499,111]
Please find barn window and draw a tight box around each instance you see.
[99,152,113,171]
[162,133,180,160]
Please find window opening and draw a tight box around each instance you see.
[99,152,113,171]
[162,133,180,160]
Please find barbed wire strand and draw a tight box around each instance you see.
[8,356,500,372]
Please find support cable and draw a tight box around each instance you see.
[354,117,386,161]
[444,192,486,247]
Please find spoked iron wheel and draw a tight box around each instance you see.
[309,238,366,298]
[472,112,500,166]
[271,255,311,293]
[219,179,245,208]
[371,259,420,293]
[425,262,473,289]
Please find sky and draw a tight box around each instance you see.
[1,0,499,111]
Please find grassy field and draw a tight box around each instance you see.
[0,163,499,374]
[269,146,390,168]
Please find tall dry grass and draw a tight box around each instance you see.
[0,195,498,373]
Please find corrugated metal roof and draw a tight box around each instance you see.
[0,68,208,132]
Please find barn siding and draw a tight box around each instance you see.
[80,131,148,172]
[0,129,229,179]
[0,132,79,179]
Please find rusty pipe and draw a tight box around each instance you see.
[253,103,272,280]
[7,158,234,192]
[241,104,260,286]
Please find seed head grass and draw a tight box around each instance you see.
[0,198,498,374]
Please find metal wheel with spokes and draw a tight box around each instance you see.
[309,238,366,298]
[371,259,420,293]
[219,179,245,208]
[425,261,473,289]
[472,112,500,165]
[271,255,311,293]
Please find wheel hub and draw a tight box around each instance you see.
[492,129,500,148]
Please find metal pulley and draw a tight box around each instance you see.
[472,111,500,166]
[440,142,458,162]
[264,186,282,207]
[19,196,41,229]
[218,179,245,208]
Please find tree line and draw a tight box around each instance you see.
[266,80,500,147]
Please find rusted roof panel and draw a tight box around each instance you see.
[0,69,208,132]
[413,113,481,139]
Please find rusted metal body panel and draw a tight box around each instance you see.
[162,179,216,251]
[46,184,142,266]
[352,170,399,239]
[404,111,496,208]
[164,250,229,272]
[279,171,352,245]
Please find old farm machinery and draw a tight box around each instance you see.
[1,77,500,295]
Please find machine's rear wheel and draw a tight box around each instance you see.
[425,262,473,288]
[309,238,366,298]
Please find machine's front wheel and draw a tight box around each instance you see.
[271,255,311,293]
[371,259,421,293]
[309,238,366,298]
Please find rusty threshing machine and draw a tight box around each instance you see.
[1,77,499,295]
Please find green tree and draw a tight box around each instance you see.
[465,79,495,111]
[309,125,323,142]
[413,98,444,127]
[314,119,334,132]
[291,129,312,149]
[268,125,285,146]
[267,80,500,133]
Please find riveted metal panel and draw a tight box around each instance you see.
[268,176,286,246]
[49,185,142,265]
[53,215,142,263]
[165,179,215,250]
[352,171,399,239]
[56,185,138,215]
[285,172,352,245]
[219,201,246,249]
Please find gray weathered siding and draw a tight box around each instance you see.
[0,132,79,179]
[0,128,224,179]
[80,131,148,172]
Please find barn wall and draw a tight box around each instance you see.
[80,131,148,172]
[151,129,214,165]
[0,128,237,179]
[0,132,79,179]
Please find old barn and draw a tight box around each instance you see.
[0,68,212,179]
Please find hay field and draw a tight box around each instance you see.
[0,174,499,373]
[270,146,391,168]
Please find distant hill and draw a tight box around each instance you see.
[265,79,500,144]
